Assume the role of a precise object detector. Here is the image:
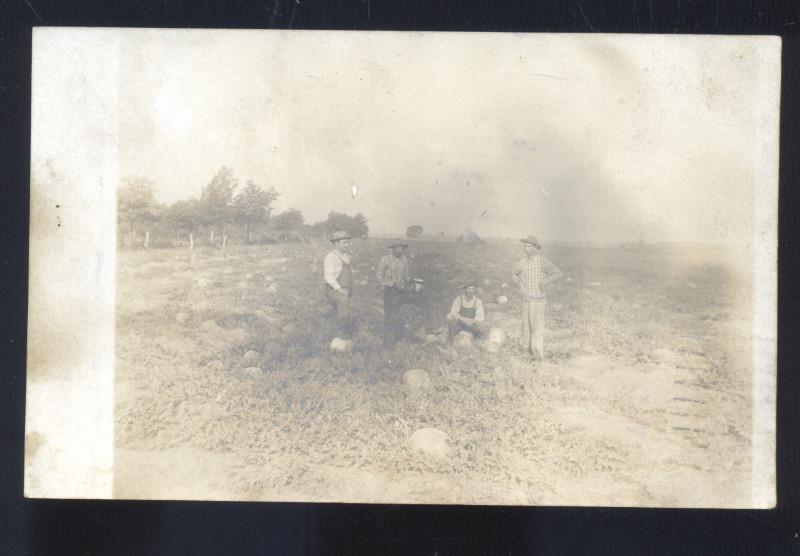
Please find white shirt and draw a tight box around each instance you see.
[448,295,485,322]
[323,250,351,291]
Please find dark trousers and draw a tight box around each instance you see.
[447,318,487,341]
[325,286,355,338]
[383,287,433,348]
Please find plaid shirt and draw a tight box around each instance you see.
[376,254,410,288]
[512,254,562,300]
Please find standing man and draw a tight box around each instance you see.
[512,235,562,360]
[446,283,487,342]
[323,230,355,339]
[376,242,411,349]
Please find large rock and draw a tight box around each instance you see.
[330,337,354,352]
[488,327,507,345]
[483,340,502,353]
[486,313,521,339]
[409,428,450,459]
[453,331,474,350]
[404,369,432,391]
[242,350,261,367]
[424,334,446,345]
[242,366,263,378]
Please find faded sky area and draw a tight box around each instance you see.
[112,30,777,243]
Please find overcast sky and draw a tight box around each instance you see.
[107,31,778,242]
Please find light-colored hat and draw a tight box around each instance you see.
[330,230,352,242]
[520,235,541,248]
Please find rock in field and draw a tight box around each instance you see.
[424,334,446,345]
[330,337,354,352]
[242,366,263,378]
[496,295,509,305]
[483,340,502,353]
[409,428,450,459]
[242,350,261,367]
[488,327,507,345]
[404,369,432,391]
[500,282,509,289]
[453,331,474,350]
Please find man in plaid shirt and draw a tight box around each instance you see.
[512,235,562,360]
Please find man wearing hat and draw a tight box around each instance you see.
[323,230,355,338]
[376,242,431,349]
[446,282,487,342]
[512,235,562,360]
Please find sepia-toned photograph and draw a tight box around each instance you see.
[25,29,778,507]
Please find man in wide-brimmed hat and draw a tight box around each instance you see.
[376,241,431,348]
[446,282,487,342]
[512,235,562,360]
[323,230,355,338]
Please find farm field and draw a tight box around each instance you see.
[114,239,755,506]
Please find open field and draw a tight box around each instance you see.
[115,239,755,506]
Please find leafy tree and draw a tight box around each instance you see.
[200,167,237,241]
[406,225,424,238]
[163,198,202,241]
[271,208,305,231]
[319,211,369,239]
[233,180,279,243]
[118,176,161,246]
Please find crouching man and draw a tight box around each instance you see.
[323,230,355,339]
[447,283,487,342]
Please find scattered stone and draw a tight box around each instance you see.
[242,350,261,367]
[205,360,225,372]
[500,282,509,289]
[453,331,474,350]
[265,284,278,294]
[496,295,509,305]
[409,428,450,459]
[242,366,263,378]
[488,327,507,345]
[483,278,491,285]
[483,340,502,353]
[424,334,446,345]
[404,369,432,391]
[330,337,354,352]
[175,312,190,325]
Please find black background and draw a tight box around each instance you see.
[1,1,798,554]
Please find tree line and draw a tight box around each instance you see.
[118,167,369,248]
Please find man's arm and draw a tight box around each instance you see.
[324,253,344,291]
[542,258,563,285]
[446,297,460,320]
[474,299,485,322]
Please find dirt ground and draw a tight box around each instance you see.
[114,239,755,506]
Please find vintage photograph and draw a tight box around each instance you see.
[25,29,778,506]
